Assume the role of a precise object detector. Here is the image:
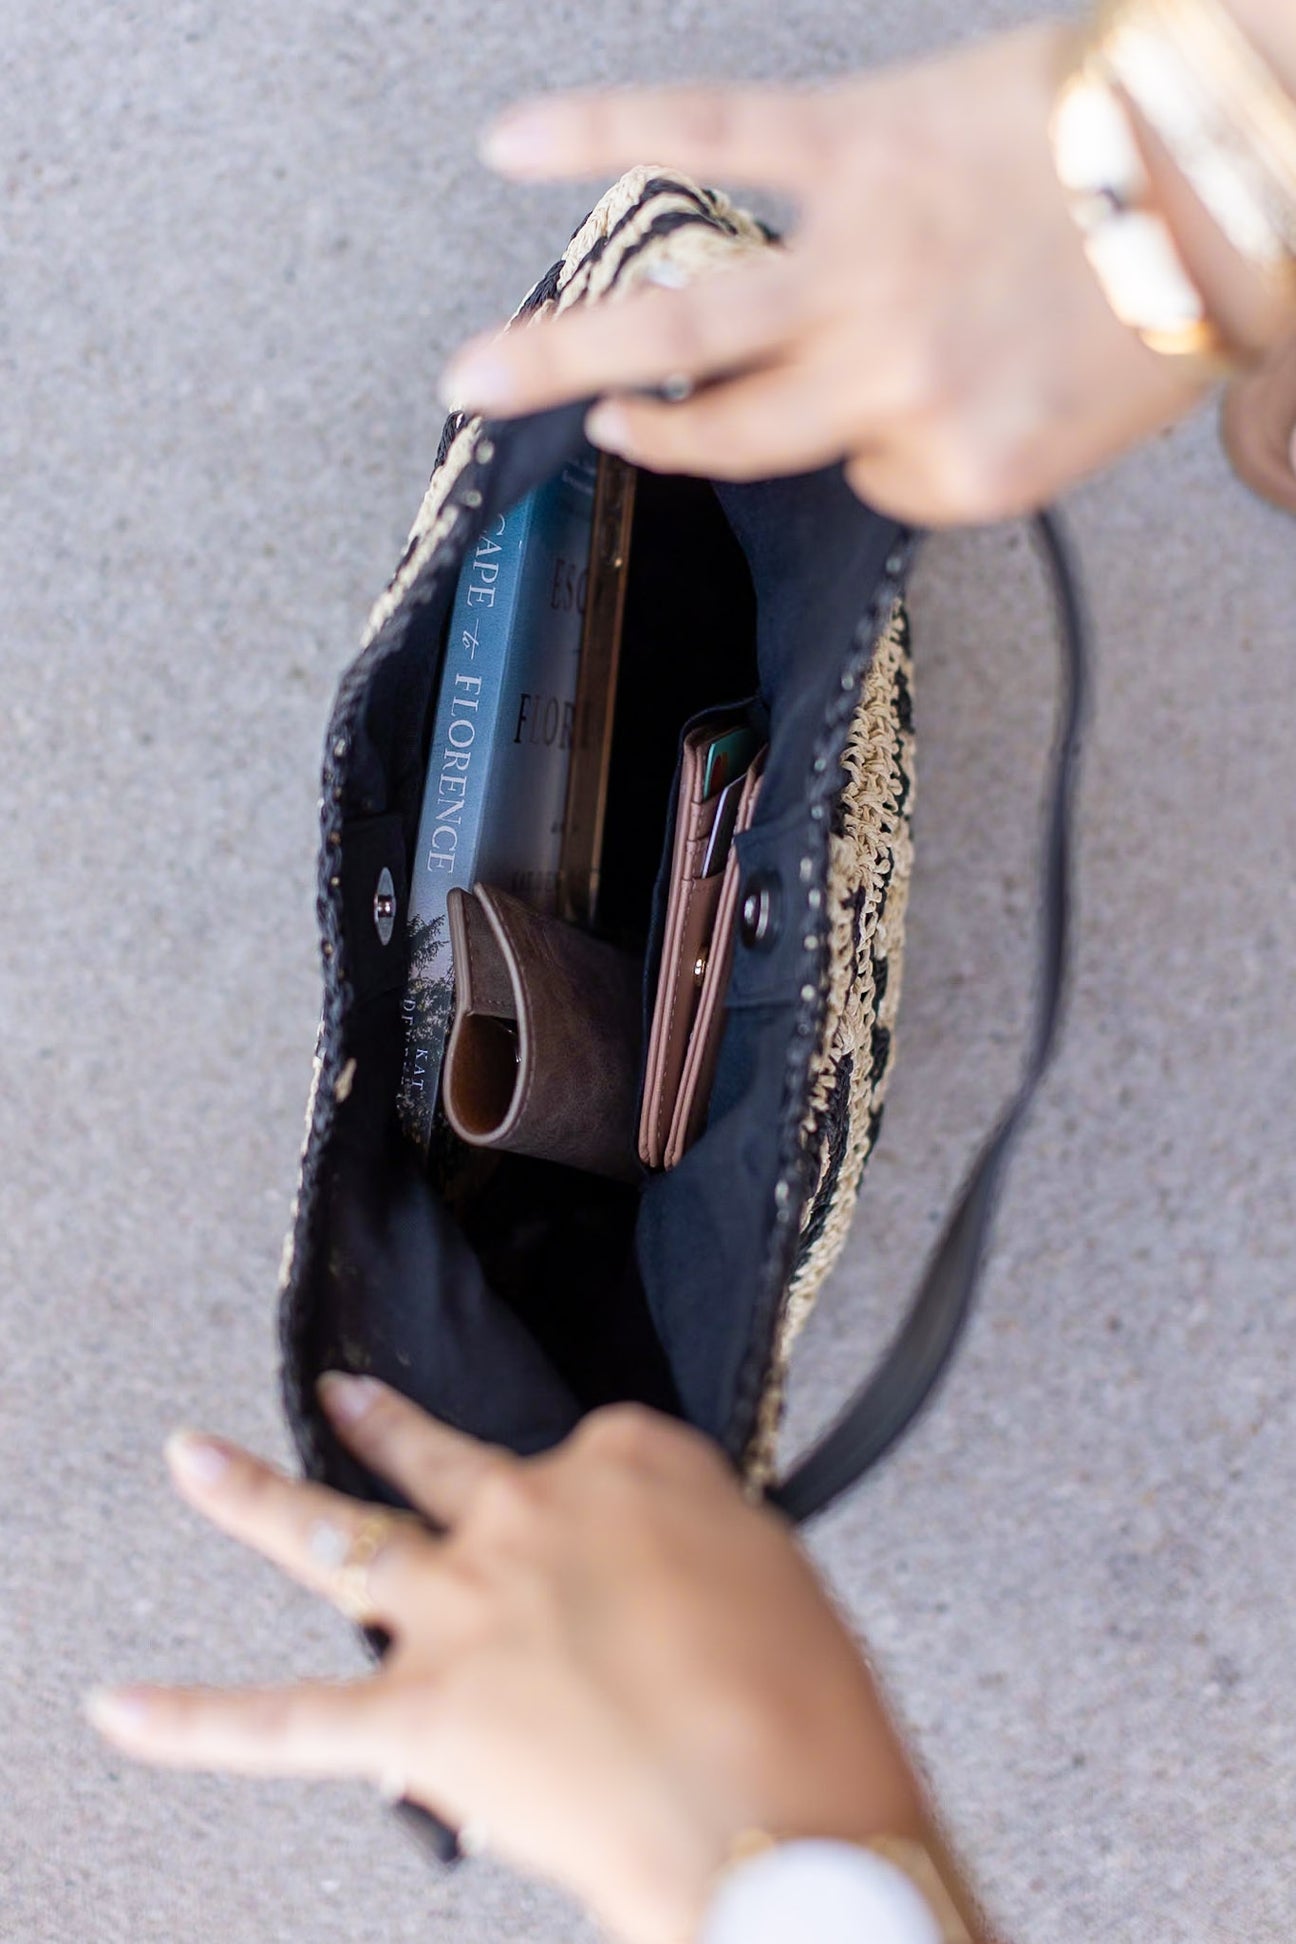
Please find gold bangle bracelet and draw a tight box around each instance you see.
[1049,58,1236,365]
[1095,0,1296,282]
[1113,0,1296,193]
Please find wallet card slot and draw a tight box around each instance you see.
[640,868,726,1168]
[635,703,767,1168]
[635,697,767,1069]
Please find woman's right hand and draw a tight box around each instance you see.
[89,1386,931,1944]
[442,24,1214,524]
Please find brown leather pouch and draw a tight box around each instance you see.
[442,883,643,1183]
[638,735,767,1170]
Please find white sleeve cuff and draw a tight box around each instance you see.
[697,1838,944,1944]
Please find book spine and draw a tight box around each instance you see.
[475,451,597,913]
[399,498,536,1146]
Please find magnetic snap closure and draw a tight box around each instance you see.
[373,866,397,946]
[339,815,406,999]
[740,870,783,952]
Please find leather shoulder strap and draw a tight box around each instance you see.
[769,510,1090,1524]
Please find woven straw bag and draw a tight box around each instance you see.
[277,170,1084,1858]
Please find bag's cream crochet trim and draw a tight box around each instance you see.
[360,168,767,648]
[744,600,915,1487]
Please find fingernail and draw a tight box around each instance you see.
[164,1429,232,1487]
[318,1370,383,1426]
[585,402,631,454]
[438,351,514,413]
[478,109,558,174]
[85,1686,152,1736]
[643,260,689,290]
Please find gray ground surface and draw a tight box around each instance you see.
[3,1,1293,1938]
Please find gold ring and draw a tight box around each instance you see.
[332,1510,404,1623]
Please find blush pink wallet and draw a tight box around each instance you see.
[638,732,766,1170]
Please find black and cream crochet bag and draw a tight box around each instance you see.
[278,166,1083,1617]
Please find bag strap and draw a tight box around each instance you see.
[768,509,1090,1525]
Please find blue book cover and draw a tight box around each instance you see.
[476,453,596,907]
[399,449,596,1148]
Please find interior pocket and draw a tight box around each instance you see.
[433,468,765,1405]
[588,469,762,953]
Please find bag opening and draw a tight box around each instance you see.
[287,406,906,1511]
[299,461,765,1504]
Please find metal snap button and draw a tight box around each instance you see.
[740,870,782,951]
[373,866,397,947]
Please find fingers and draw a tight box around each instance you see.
[163,1431,431,1629]
[582,359,849,481]
[440,256,806,419]
[86,1676,397,1779]
[317,1374,514,1529]
[480,83,838,191]
[843,444,995,527]
[567,1401,738,1490]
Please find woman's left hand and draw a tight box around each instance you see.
[87,1377,922,1944]
[436,28,1214,525]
